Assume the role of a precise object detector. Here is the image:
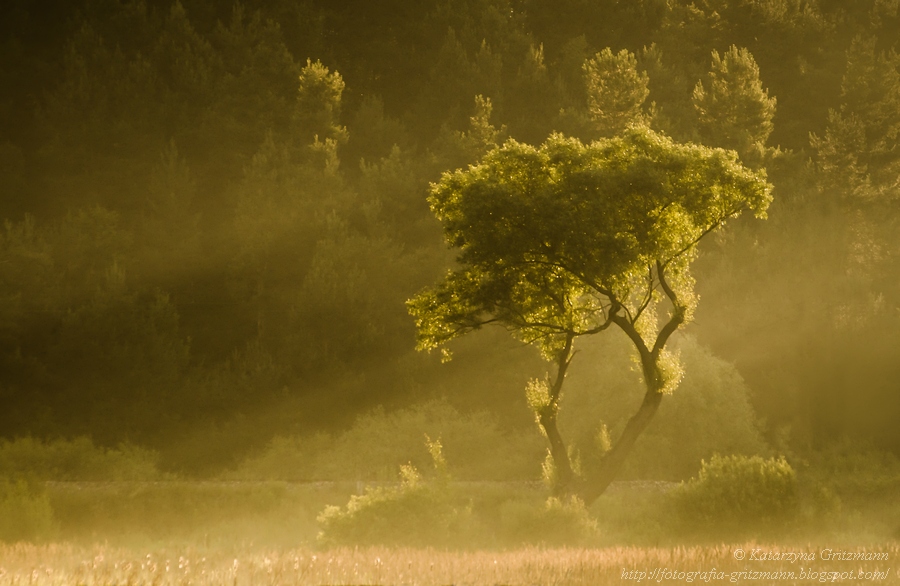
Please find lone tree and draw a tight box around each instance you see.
[408,127,771,503]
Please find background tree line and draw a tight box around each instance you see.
[1,0,898,473]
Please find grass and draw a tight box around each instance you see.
[33,476,900,545]
[45,481,357,547]
[4,481,897,585]
[2,442,898,584]
[0,542,896,585]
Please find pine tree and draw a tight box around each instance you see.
[583,48,651,137]
[508,43,556,144]
[811,36,900,197]
[296,59,348,146]
[692,45,776,157]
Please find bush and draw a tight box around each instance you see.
[675,454,797,528]
[317,433,601,548]
[0,477,57,542]
[317,465,480,547]
[0,436,161,481]
[317,470,602,548]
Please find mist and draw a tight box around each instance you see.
[1,0,898,582]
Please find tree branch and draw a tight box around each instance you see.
[632,264,656,323]
[610,311,651,363]
[651,260,685,357]
[548,333,575,404]
[661,205,743,269]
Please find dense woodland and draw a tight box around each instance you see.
[1,0,899,474]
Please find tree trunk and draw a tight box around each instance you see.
[579,380,663,505]
[539,405,574,494]
[576,280,683,504]
[537,333,576,495]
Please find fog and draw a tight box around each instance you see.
[0,0,898,576]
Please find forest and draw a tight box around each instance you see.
[2,0,898,469]
[0,0,899,576]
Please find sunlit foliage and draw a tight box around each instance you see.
[411,127,770,359]
[410,126,770,498]
[675,454,798,532]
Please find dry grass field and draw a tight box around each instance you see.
[0,542,896,586]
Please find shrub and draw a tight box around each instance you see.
[0,478,57,542]
[0,437,161,481]
[317,464,479,547]
[317,471,602,548]
[317,435,600,548]
[675,454,797,527]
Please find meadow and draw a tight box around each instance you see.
[1,474,897,586]
[1,419,899,585]
[1,542,896,585]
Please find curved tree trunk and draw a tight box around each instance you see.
[539,405,575,495]
[578,275,682,505]
[537,333,576,495]
[579,379,663,505]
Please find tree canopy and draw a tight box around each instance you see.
[410,126,771,359]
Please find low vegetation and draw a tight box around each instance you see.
[228,400,544,482]
[0,437,161,482]
[673,455,799,537]
[316,447,599,548]
[0,478,56,543]
[1,411,898,549]
[1,542,896,586]
[0,433,897,584]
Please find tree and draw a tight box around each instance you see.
[811,35,900,198]
[692,46,776,158]
[507,43,557,143]
[583,48,651,137]
[295,58,348,146]
[408,126,771,502]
